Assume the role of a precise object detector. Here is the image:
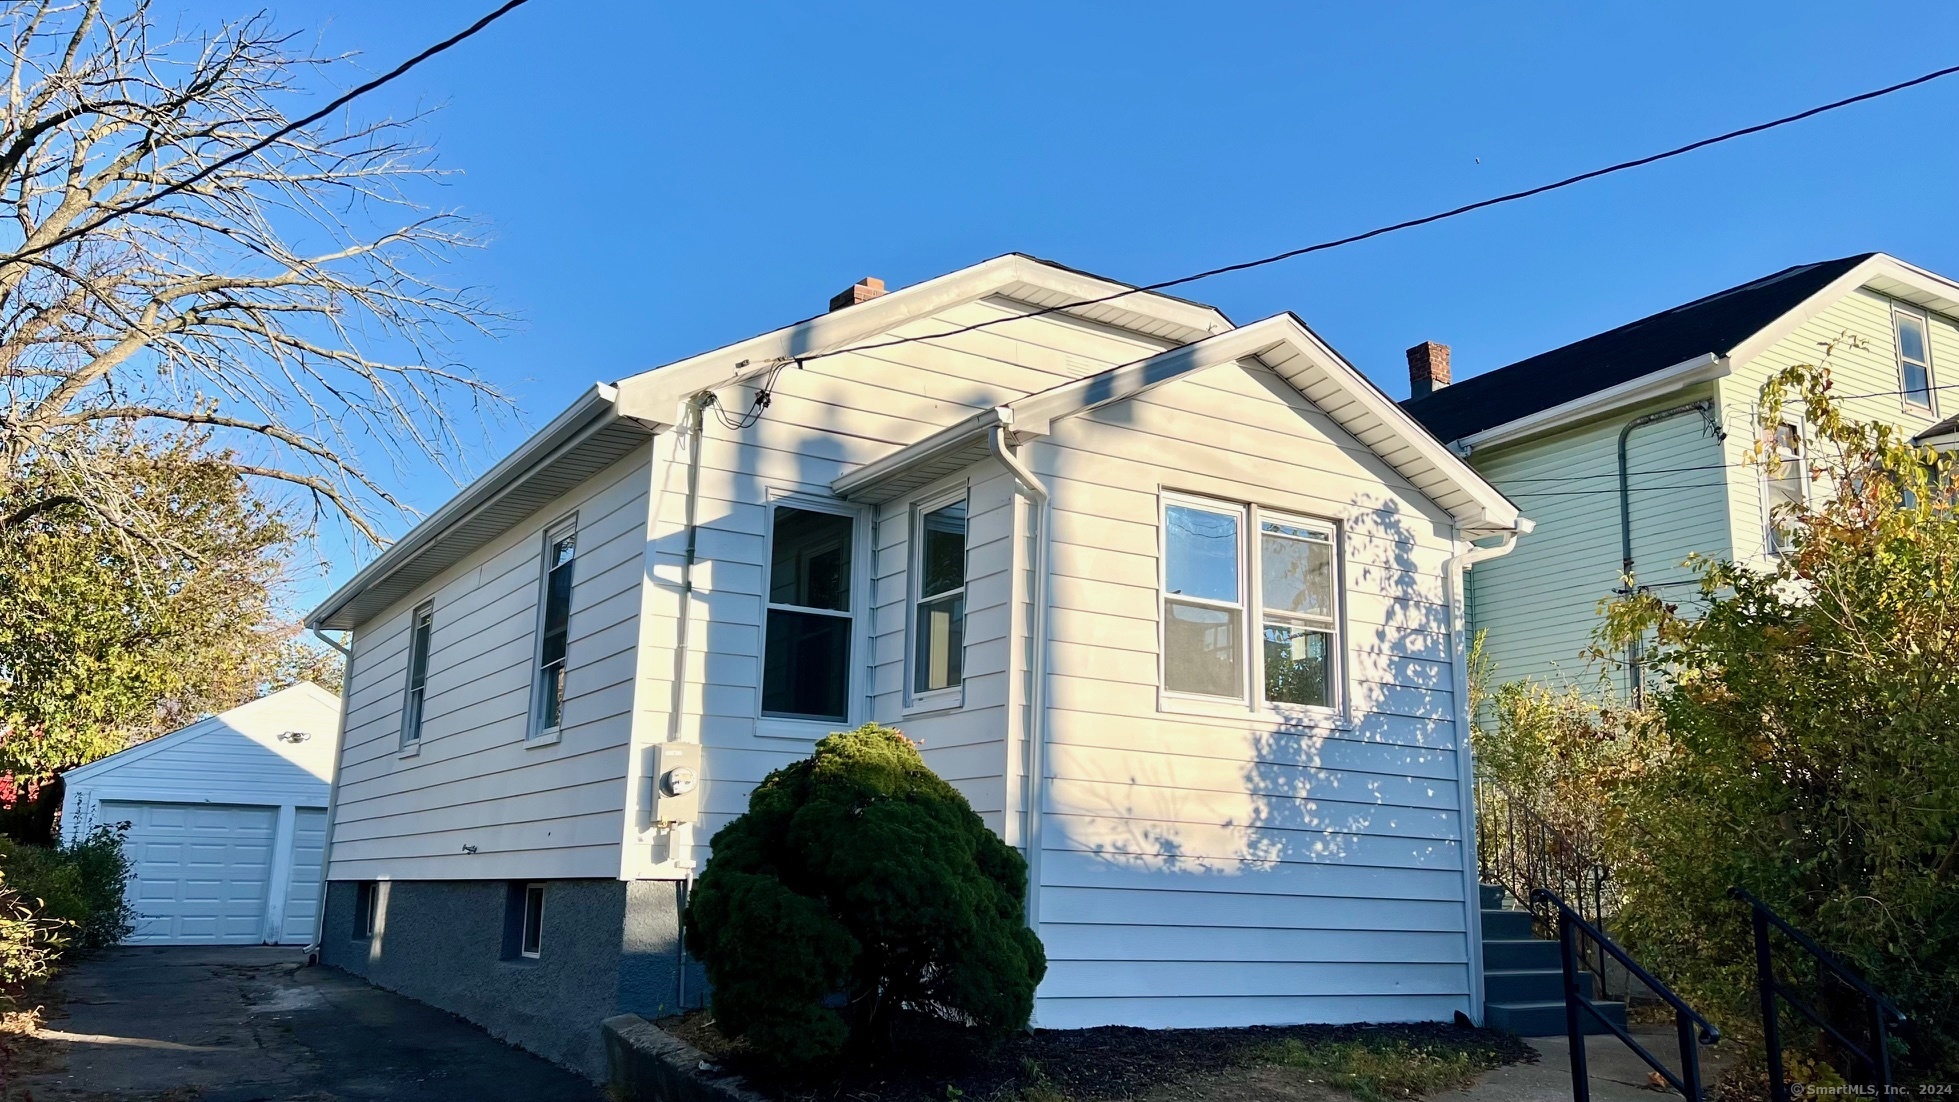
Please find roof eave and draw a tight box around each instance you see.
[305,384,629,632]
[1451,353,1729,454]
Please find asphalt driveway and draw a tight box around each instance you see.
[5,946,604,1101]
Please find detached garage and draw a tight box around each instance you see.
[59,682,340,946]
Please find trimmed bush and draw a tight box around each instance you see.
[684,724,1046,1071]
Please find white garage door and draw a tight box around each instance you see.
[106,801,276,945]
[279,807,328,945]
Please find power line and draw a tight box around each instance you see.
[0,0,538,267]
[788,60,1959,369]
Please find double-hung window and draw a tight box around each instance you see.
[400,602,434,749]
[1258,518,1339,708]
[1895,308,1935,412]
[1162,494,1343,713]
[762,505,854,722]
[912,495,968,700]
[1763,422,1806,555]
[532,518,577,738]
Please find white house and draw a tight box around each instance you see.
[59,682,340,946]
[304,256,1527,1078]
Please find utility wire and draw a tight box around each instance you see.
[0,0,538,267]
[786,60,1959,369]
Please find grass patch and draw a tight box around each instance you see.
[1255,1032,1514,1102]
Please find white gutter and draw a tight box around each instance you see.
[986,423,1051,949]
[306,384,625,630]
[1444,518,1532,1024]
[306,669,356,962]
[1452,355,1727,455]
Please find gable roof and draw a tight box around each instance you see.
[307,255,1232,632]
[1402,254,1877,444]
[835,313,1524,535]
[61,682,342,785]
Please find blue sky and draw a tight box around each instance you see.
[191,1,1959,608]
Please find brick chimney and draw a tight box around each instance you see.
[829,276,886,312]
[1406,341,1451,399]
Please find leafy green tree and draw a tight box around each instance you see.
[0,435,336,831]
[684,724,1046,1071]
[1593,362,1959,1077]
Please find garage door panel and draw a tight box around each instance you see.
[104,801,277,946]
[280,808,328,946]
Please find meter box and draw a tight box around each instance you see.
[650,742,700,825]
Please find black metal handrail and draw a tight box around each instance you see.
[1475,776,1619,997]
[1534,888,1720,1102]
[1729,886,1907,1102]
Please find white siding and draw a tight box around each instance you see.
[1025,358,1474,1029]
[621,297,1183,877]
[328,447,652,881]
[60,685,338,826]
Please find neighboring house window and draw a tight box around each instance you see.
[354,881,379,939]
[1259,518,1340,708]
[912,495,968,699]
[1162,494,1343,712]
[1764,422,1806,555]
[520,883,545,958]
[1895,308,1935,410]
[532,518,577,737]
[401,602,434,748]
[762,505,854,722]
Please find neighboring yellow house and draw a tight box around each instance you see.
[1401,252,1959,700]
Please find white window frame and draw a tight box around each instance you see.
[527,514,578,745]
[1761,420,1807,557]
[756,492,870,739]
[905,485,971,713]
[520,883,544,959]
[353,881,379,939]
[399,601,434,753]
[1893,305,1936,415]
[1157,490,1348,726]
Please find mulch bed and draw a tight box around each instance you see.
[660,1011,1535,1102]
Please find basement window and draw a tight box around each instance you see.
[353,881,379,939]
[520,883,545,959]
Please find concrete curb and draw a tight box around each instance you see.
[602,1015,771,1102]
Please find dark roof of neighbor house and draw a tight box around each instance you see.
[1401,253,1877,443]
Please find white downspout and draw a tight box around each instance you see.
[986,421,1050,944]
[1446,518,1530,1024]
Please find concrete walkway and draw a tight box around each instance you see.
[1448,1024,1737,1102]
[7,945,603,1101]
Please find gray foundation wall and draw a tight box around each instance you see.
[321,878,689,1080]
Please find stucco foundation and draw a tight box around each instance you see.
[321,878,689,1080]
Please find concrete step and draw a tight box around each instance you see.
[1485,967,1593,1004]
[1486,998,1629,1037]
[1481,908,1535,940]
[1483,937,1564,971]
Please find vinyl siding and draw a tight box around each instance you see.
[619,297,1183,877]
[1720,285,1957,563]
[1465,384,1728,697]
[1026,357,1475,1029]
[60,686,340,832]
[865,459,1020,835]
[327,446,653,881]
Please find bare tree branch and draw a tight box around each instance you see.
[0,0,513,547]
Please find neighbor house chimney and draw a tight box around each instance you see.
[1406,341,1451,399]
[829,276,886,312]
